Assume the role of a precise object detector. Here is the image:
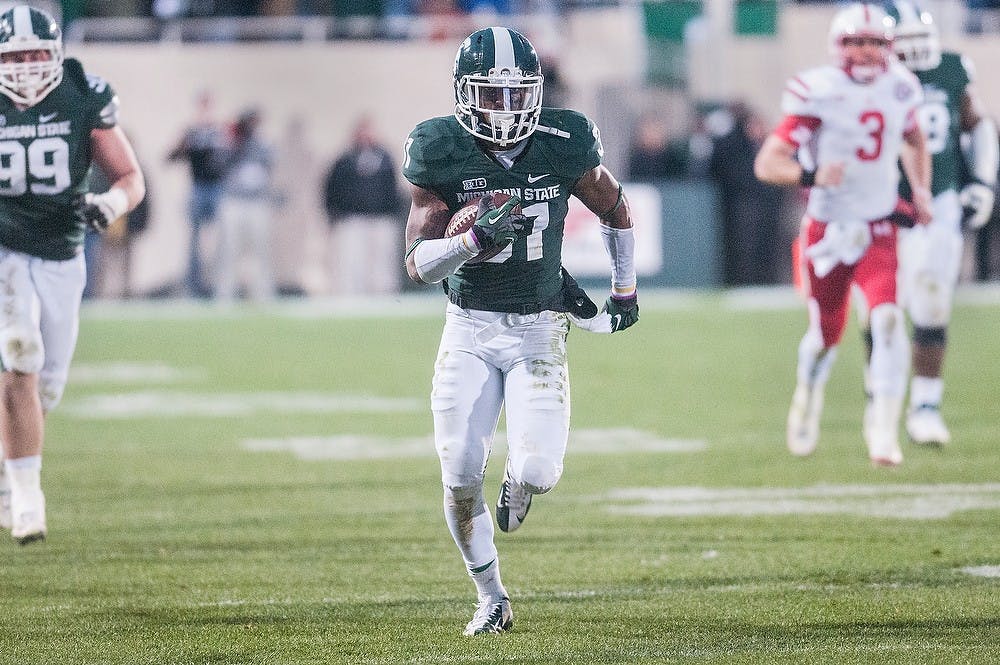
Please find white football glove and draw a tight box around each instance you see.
[76,188,129,231]
[959,181,996,230]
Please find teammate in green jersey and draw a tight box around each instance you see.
[868,2,998,446]
[403,27,639,635]
[0,6,145,544]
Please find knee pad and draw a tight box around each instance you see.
[38,381,64,413]
[913,325,947,348]
[907,271,955,327]
[0,327,44,375]
[517,454,563,495]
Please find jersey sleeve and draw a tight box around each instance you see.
[534,109,603,178]
[402,117,474,190]
[783,78,826,116]
[954,52,974,85]
[65,58,119,130]
[773,115,822,148]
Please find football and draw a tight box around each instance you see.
[444,192,518,264]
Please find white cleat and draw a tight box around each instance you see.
[865,395,903,467]
[11,488,46,545]
[867,428,903,467]
[496,460,532,533]
[906,405,951,446]
[0,463,10,530]
[787,383,823,456]
[463,596,513,636]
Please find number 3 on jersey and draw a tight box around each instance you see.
[0,138,71,195]
[480,201,550,264]
[856,110,884,161]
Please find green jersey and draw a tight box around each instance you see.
[403,108,603,312]
[0,58,119,260]
[902,51,971,197]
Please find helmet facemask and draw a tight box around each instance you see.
[0,6,64,106]
[453,27,544,148]
[828,3,895,84]
[455,69,543,148]
[891,2,941,71]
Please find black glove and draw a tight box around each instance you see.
[605,292,639,333]
[470,193,525,250]
[73,191,127,232]
[887,197,917,228]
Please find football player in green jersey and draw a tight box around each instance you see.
[402,27,639,635]
[866,2,998,446]
[0,6,145,544]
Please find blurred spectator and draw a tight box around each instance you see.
[664,112,715,179]
[167,90,227,298]
[628,114,672,182]
[966,0,1000,34]
[711,101,787,286]
[539,53,569,109]
[323,114,402,295]
[271,115,325,296]
[216,108,277,302]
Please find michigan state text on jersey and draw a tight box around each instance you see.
[404,108,602,312]
[401,26,639,637]
[0,5,144,546]
[0,57,118,259]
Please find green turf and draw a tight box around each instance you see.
[1,293,998,664]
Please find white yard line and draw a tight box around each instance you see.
[242,429,706,460]
[605,483,1000,520]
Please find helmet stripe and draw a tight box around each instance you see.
[12,5,33,38]
[491,27,516,72]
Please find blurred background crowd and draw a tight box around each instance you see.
[24,0,1000,299]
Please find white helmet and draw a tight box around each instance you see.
[0,5,64,106]
[887,0,941,71]
[828,3,895,83]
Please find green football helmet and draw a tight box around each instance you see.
[453,27,543,148]
[886,1,941,71]
[0,5,64,106]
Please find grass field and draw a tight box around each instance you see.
[2,288,999,664]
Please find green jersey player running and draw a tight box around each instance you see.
[403,27,639,635]
[864,1,998,446]
[0,6,145,544]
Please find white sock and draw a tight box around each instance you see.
[910,375,944,409]
[469,558,508,601]
[5,455,42,494]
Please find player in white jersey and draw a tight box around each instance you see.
[755,3,932,466]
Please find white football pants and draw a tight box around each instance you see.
[0,247,85,412]
[432,303,571,496]
[897,189,963,328]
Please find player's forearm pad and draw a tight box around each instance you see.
[411,234,479,284]
[600,224,637,296]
